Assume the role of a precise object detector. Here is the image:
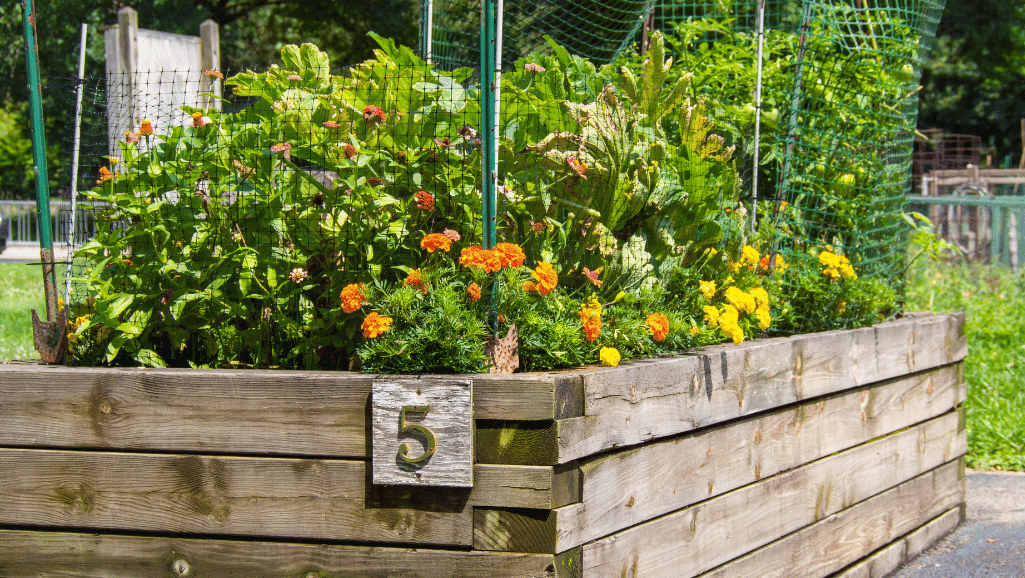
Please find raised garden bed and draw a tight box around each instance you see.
[0,313,967,577]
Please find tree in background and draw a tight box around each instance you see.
[918,1,1025,164]
[0,0,419,200]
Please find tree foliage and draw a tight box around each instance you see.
[918,1,1025,163]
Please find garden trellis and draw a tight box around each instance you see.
[45,0,945,367]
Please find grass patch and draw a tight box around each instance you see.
[0,263,46,361]
[906,258,1025,471]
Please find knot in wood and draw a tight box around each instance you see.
[171,558,191,576]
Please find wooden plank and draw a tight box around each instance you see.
[372,379,473,487]
[573,412,964,569]
[474,507,558,553]
[0,529,557,578]
[0,367,566,458]
[695,462,965,578]
[0,450,556,545]
[557,315,965,464]
[833,507,962,578]
[476,420,560,465]
[554,364,965,549]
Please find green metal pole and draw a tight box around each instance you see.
[22,0,58,321]
[480,0,499,250]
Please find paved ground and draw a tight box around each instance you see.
[0,245,69,264]
[895,470,1025,578]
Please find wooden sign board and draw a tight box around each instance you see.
[372,379,473,487]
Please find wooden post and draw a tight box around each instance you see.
[199,19,221,110]
[117,7,138,131]
[639,9,655,57]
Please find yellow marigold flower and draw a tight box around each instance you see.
[689,325,700,336]
[340,283,367,313]
[725,286,757,314]
[467,283,482,301]
[741,245,760,269]
[756,306,771,330]
[495,242,526,268]
[531,262,558,296]
[727,260,741,273]
[749,287,770,309]
[699,280,716,299]
[704,305,721,329]
[599,347,621,367]
[361,312,393,338]
[645,312,671,342]
[774,255,788,273]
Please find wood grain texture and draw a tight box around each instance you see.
[577,412,965,570]
[694,462,965,578]
[0,367,572,458]
[474,507,558,553]
[557,314,966,463]
[0,529,558,578]
[372,379,473,487]
[0,450,557,545]
[832,507,962,578]
[555,364,965,549]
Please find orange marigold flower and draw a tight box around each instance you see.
[531,262,558,296]
[494,242,526,268]
[139,120,154,136]
[96,166,114,185]
[460,246,502,273]
[568,157,587,178]
[523,280,537,292]
[340,283,367,313]
[582,267,603,287]
[645,312,671,342]
[579,304,602,343]
[414,190,435,211]
[361,312,393,338]
[421,233,452,253]
[363,105,386,123]
[404,269,428,294]
[467,283,481,301]
[759,256,771,271]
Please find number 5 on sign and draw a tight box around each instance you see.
[397,405,436,463]
[371,379,473,487]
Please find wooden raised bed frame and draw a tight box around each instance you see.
[0,313,967,577]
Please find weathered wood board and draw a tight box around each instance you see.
[0,450,558,545]
[0,529,557,578]
[695,461,965,578]
[555,314,966,463]
[0,367,580,458]
[832,507,962,578]
[372,378,473,487]
[555,364,965,549]
[570,411,964,567]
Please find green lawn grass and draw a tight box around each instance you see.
[906,258,1025,471]
[0,262,46,361]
